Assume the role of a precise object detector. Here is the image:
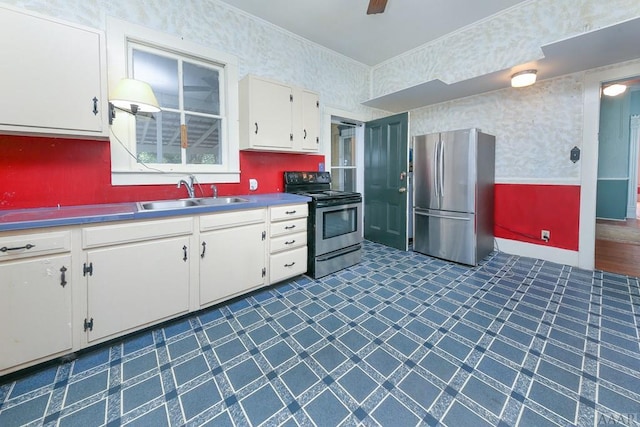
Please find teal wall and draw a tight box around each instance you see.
[596,89,632,220]
[596,179,628,219]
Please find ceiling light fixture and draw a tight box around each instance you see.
[511,70,537,88]
[109,78,160,124]
[602,83,627,97]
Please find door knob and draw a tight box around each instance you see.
[398,187,407,193]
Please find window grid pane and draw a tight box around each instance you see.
[331,123,357,191]
[131,46,223,167]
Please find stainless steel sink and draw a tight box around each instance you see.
[194,197,249,206]
[139,199,199,210]
[138,197,249,211]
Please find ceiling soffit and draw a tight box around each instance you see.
[363,16,640,112]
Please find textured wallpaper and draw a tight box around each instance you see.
[371,0,640,98]
[381,0,640,182]
[5,0,371,115]
[4,0,640,182]
[410,74,585,181]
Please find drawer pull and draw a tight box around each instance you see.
[60,266,67,287]
[284,225,296,230]
[0,243,36,252]
[285,210,297,215]
[284,262,296,267]
[285,240,296,245]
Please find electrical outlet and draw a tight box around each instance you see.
[541,230,550,241]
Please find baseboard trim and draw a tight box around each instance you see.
[495,238,579,267]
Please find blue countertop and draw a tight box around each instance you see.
[0,193,311,232]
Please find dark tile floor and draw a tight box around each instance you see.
[1,241,639,426]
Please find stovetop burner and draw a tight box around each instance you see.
[283,171,362,206]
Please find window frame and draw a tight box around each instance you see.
[330,124,357,192]
[106,17,239,185]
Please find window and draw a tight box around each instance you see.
[330,123,357,192]
[107,18,239,185]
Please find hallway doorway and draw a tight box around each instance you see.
[594,76,640,277]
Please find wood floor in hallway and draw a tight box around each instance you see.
[595,216,640,278]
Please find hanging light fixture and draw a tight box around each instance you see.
[511,70,537,88]
[109,78,160,124]
[602,83,627,97]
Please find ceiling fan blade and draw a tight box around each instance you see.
[367,0,387,15]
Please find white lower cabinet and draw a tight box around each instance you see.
[199,209,266,307]
[0,202,309,375]
[0,230,73,374]
[84,236,191,343]
[268,203,308,283]
[0,254,72,373]
[82,218,193,344]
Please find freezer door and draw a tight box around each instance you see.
[414,209,477,265]
[413,133,441,210]
[439,129,476,213]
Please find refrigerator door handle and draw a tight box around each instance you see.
[415,210,471,221]
[439,138,445,197]
[433,140,439,198]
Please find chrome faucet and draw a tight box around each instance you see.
[178,175,195,198]
[211,184,218,198]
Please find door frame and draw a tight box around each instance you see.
[580,60,640,270]
[322,106,372,236]
[627,115,640,218]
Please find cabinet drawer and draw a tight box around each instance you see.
[200,208,265,232]
[270,246,307,284]
[83,217,193,249]
[0,230,71,260]
[270,232,307,253]
[270,218,307,237]
[270,204,308,221]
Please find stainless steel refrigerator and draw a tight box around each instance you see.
[413,128,495,265]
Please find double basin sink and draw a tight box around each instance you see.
[138,197,249,211]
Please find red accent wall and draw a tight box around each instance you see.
[494,183,580,251]
[0,135,324,209]
[1,136,582,252]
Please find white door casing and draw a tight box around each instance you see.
[580,60,640,270]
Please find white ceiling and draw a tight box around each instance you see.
[218,0,529,66]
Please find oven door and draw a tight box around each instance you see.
[315,201,362,255]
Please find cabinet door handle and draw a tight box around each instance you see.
[284,262,296,267]
[255,122,258,134]
[304,129,307,139]
[0,243,36,252]
[60,266,67,287]
[183,245,188,262]
[284,225,296,230]
[92,97,99,115]
[201,241,206,258]
[285,240,296,245]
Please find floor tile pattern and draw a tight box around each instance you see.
[1,241,639,426]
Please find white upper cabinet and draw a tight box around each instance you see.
[0,5,108,138]
[239,75,319,153]
[299,89,320,151]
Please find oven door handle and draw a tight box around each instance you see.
[316,244,362,262]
